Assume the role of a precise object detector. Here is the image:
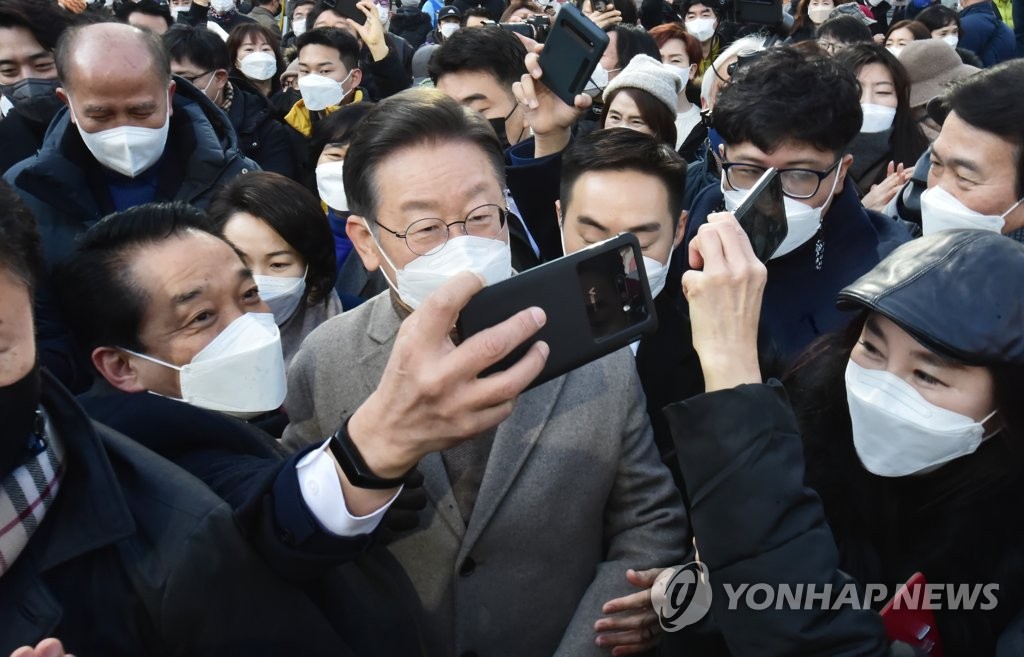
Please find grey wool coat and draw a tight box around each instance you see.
[282,291,690,657]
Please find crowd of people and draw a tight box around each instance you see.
[1,0,1023,654]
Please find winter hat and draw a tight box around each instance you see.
[829,3,876,25]
[602,54,683,116]
[837,230,1024,366]
[413,45,440,86]
[900,39,979,108]
[438,5,463,20]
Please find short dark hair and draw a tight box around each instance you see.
[560,128,687,226]
[713,47,862,156]
[226,22,285,93]
[0,0,72,52]
[610,24,660,70]
[117,0,173,28]
[343,88,505,220]
[303,1,336,30]
[0,180,44,292]
[295,26,360,72]
[463,5,491,21]
[56,23,171,91]
[937,59,1024,197]
[290,0,315,20]
[816,15,872,44]
[428,25,527,88]
[206,172,338,307]
[600,88,678,148]
[163,23,231,71]
[833,43,928,169]
[914,5,960,33]
[309,102,375,163]
[53,203,216,353]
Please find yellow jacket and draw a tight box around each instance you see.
[284,90,365,137]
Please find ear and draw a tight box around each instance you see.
[834,153,854,197]
[554,199,562,227]
[92,347,148,393]
[346,215,382,272]
[673,210,688,249]
[350,67,363,90]
[167,79,176,117]
[688,64,697,81]
[56,87,71,115]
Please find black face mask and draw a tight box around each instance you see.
[0,78,64,126]
[0,362,42,478]
[487,102,522,152]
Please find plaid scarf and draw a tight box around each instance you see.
[0,412,66,577]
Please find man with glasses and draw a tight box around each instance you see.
[282,87,688,657]
[685,47,910,366]
[163,23,298,177]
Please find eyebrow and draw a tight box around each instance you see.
[863,315,886,342]
[913,348,966,370]
[397,182,493,214]
[265,250,294,258]
[460,93,489,105]
[171,268,253,306]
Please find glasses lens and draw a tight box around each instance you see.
[405,218,448,255]
[779,170,824,199]
[725,164,765,191]
[464,204,505,239]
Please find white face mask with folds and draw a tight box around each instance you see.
[721,168,841,260]
[210,0,235,12]
[845,359,998,477]
[69,95,171,179]
[124,312,287,418]
[238,51,278,81]
[367,220,512,309]
[298,71,354,111]
[255,266,308,325]
[685,17,716,42]
[316,159,348,211]
[920,185,1023,235]
[860,103,897,133]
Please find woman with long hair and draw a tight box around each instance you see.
[834,43,929,196]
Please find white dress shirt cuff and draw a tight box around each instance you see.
[295,438,402,537]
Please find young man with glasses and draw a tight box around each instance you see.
[163,23,298,177]
[282,87,688,657]
[685,46,910,366]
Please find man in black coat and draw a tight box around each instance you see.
[0,0,72,176]
[4,23,258,391]
[163,23,299,178]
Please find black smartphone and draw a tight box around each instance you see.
[732,167,787,263]
[537,4,610,107]
[324,0,367,25]
[457,233,658,390]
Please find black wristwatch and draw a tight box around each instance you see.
[329,418,413,489]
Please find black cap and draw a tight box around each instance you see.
[438,5,462,19]
[837,230,1024,366]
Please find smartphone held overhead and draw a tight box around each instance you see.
[537,4,610,106]
[457,233,658,389]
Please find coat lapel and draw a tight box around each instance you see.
[360,294,464,537]
[459,375,566,554]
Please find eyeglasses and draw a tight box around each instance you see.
[375,204,509,256]
[721,158,842,200]
[817,39,841,53]
[180,69,214,85]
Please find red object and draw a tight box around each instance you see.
[880,572,945,656]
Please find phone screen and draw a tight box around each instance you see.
[577,244,650,340]
[733,169,787,262]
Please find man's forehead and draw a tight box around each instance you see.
[131,232,243,288]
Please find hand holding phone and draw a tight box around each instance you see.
[731,167,787,263]
[457,233,658,390]
[537,4,610,107]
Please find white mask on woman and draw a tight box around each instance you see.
[808,6,832,23]
[860,103,897,133]
[845,359,997,477]
[255,267,308,325]
[238,52,277,81]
